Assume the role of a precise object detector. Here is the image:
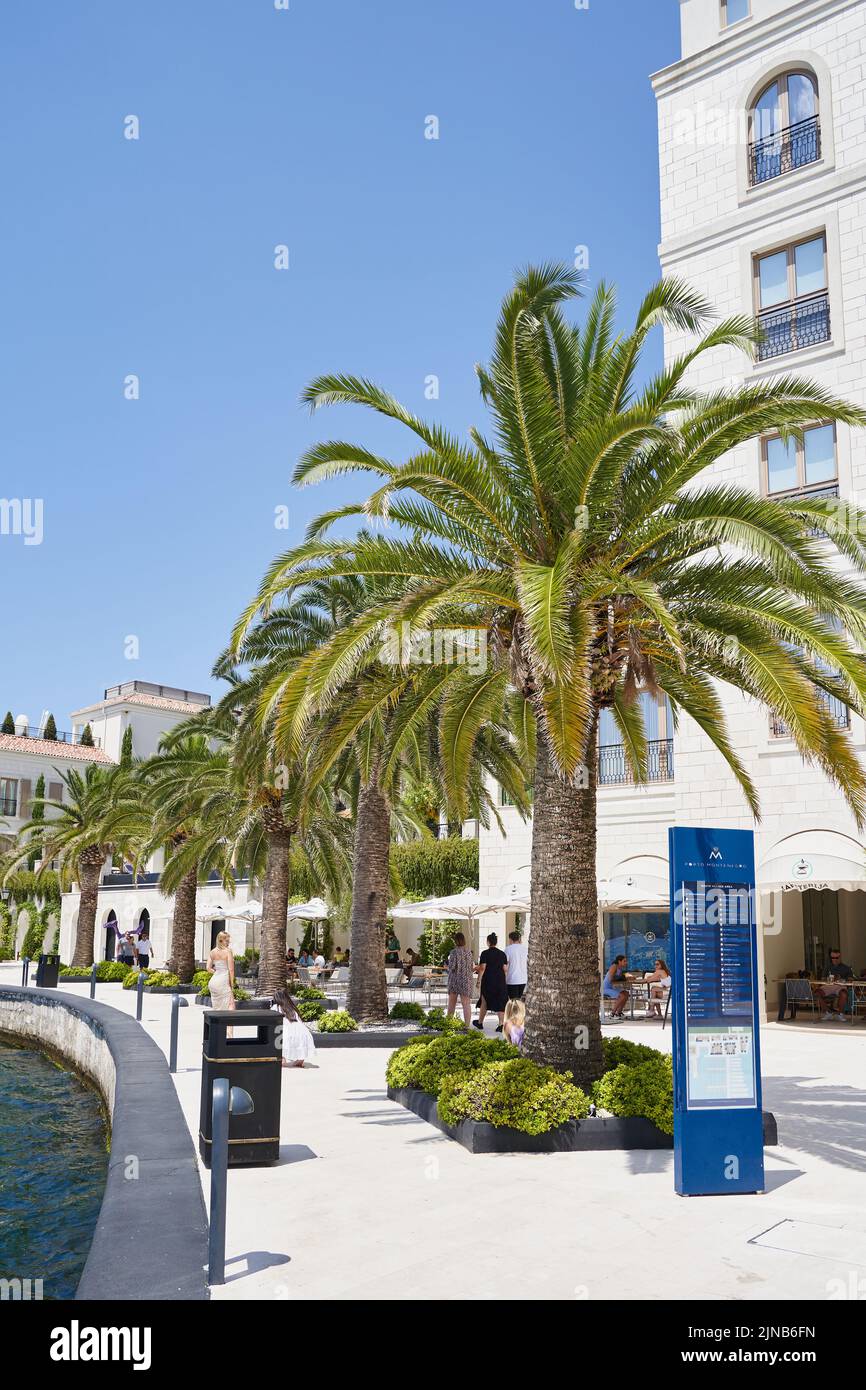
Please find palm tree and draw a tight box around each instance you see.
[7,764,132,965]
[140,734,235,983]
[232,576,532,1020]
[238,265,866,1078]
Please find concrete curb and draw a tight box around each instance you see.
[0,986,209,1300]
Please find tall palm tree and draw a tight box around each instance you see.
[7,764,134,965]
[233,576,531,1020]
[238,265,866,1078]
[140,734,235,983]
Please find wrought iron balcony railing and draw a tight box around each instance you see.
[773,482,839,537]
[598,738,674,786]
[757,290,830,361]
[770,691,850,739]
[749,115,821,187]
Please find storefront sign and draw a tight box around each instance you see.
[669,827,765,1196]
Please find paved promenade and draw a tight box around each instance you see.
[3,961,865,1301]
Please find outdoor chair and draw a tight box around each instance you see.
[784,976,821,1021]
[324,966,349,998]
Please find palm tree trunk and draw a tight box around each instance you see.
[71,852,103,966]
[346,779,389,1022]
[169,866,198,984]
[523,720,603,1085]
[258,826,292,997]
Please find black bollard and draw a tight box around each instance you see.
[169,993,189,1073]
[90,963,98,999]
[208,1081,254,1286]
[136,970,145,1021]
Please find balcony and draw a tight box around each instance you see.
[773,482,839,538]
[757,290,830,361]
[598,739,674,787]
[770,692,850,740]
[749,116,821,187]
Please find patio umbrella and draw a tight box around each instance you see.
[234,898,263,922]
[287,897,331,920]
[390,888,529,963]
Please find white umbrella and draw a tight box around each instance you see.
[391,888,527,963]
[287,897,331,921]
[231,898,263,922]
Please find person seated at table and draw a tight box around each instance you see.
[818,949,854,1022]
[333,948,345,965]
[603,956,629,1019]
[298,948,315,967]
[400,948,417,982]
[644,958,672,1018]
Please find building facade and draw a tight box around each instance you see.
[479,0,866,1015]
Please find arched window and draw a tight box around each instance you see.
[749,71,820,186]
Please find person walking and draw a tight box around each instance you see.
[505,930,528,1001]
[117,932,136,969]
[135,928,154,970]
[446,932,474,1028]
[474,932,509,1032]
[207,931,236,1011]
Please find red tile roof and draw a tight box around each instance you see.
[0,734,112,763]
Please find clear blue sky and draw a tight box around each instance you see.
[1,0,679,728]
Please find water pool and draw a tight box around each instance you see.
[0,1038,108,1299]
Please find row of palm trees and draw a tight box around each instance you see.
[7,264,866,1085]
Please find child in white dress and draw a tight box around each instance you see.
[273,990,316,1068]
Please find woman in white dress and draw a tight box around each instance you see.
[273,990,316,1068]
[207,932,236,1011]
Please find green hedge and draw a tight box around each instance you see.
[389,1001,427,1022]
[592,1055,673,1135]
[123,969,180,990]
[385,1031,517,1097]
[601,1036,666,1072]
[317,1010,358,1033]
[0,903,14,961]
[438,1059,591,1135]
[297,1000,326,1022]
[422,1007,466,1033]
[391,837,478,899]
[295,985,325,1001]
[60,961,128,982]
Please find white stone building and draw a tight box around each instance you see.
[479,0,866,1016]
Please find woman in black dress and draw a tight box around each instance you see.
[473,932,509,1033]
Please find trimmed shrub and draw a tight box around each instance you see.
[123,968,179,990]
[1,711,14,735]
[61,961,129,982]
[191,970,211,993]
[592,1055,674,1135]
[601,1036,665,1072]
[391,1031,518,1098]
[389,1001,427,1022]
[0,902,15,960]
[438,1058,591,1135]
[318,1010,358,1033]
[423,1007,466,1033]
[42,714,58,741]
[297,1000,326,1023]
[19,902,45,960]
[295,985,325,1001]
[386,1036,437,1090]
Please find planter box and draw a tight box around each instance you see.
[314,1029,420,1048]
[195,996,271,1009]
[388,1087,780,1155]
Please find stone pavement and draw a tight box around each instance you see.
[3,962,865,1301]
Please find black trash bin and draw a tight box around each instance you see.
[35,953,60,988]
[199,1009,281,1168]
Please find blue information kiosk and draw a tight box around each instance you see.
[668,826,765,1196]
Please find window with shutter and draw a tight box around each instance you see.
[18,779,31,819]
[47,781,63,806]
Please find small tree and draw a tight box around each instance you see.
[1,712,15,735]
[79,724,95,747]
[28,774,45,869]
[43,714,57,741]
[120,726,133,768]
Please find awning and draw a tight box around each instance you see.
[758,829,866,893]
[598,854,669,910]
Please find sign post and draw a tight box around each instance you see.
[669,826,764,1196]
